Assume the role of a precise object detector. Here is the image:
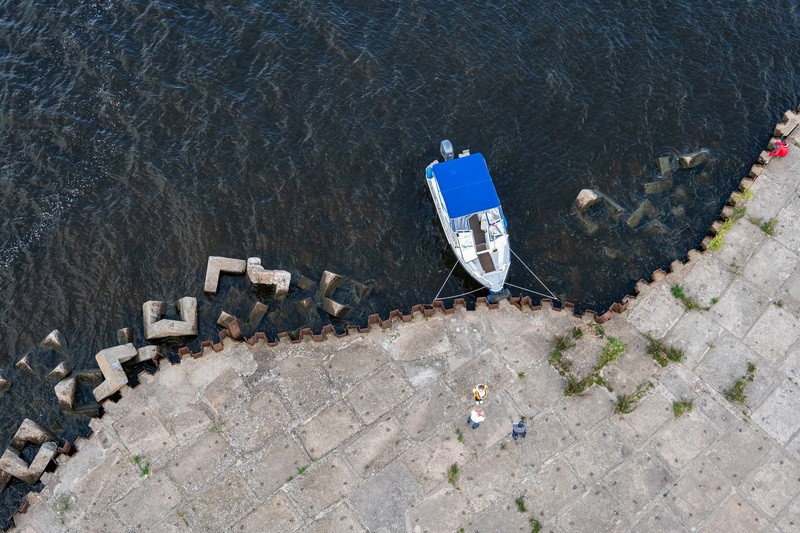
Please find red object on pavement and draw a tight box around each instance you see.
[769,140,790,157]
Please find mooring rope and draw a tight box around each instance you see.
[433,261,460,301]
[509,248,560,301]
[504,282,557,300]
[434,287,486,300]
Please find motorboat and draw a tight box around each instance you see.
[426,140,511,302]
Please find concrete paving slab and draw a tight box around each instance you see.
[400,357,447,389]
[557,387,615,440]
[743,173,794,221]
[608,386,673,449]
[709,277,771,338]
[240,433,309,501]
[406,485,472,533]
[400,431,471,495]
[461,391,524,455]
[224,388,292,454]
[182,473,255,532]
[165,433,236,493]
[742,239,800,297]
[657,365,737,430]
[652,410,719,472]
[287,454,357,517]
[701,494,768,533]
[505,360,567,417]
[323,338,389,392]
[347,461,420,533]
[602,448,674,513]
[666,460,731,530]
[555,485,630,533]
[775,195,800,253]
[345,364,412,425]
[297,403,362,460]
[631,503,686,533]
[234,491,304,532]
[663,311,724,368]
[462,498,532,533]
[459,446,527,513]
[681,255,736,308]
[112,404,177,459]
[167,405,212,443]
[752,378,800,444]
[381,320,454,362]
[564,422,634,484]
[299,502,366,533]
[774,265,800,318]
[514,410,576,469]
[272,356,333,421]
[743,305,800,363]
[774,496,800,533]
[521,455,585,522]
[695,334,771,405]
[626,284,686,339]
[200,367,251,418]
[743,450,800,519]
[397,383,462,442]
[708,219,767,269]
[111,472,181,531]
[705,421,773,486]
[343,418,410,477]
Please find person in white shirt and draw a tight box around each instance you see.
[467,408,485,429]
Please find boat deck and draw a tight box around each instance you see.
[469,214,496,273]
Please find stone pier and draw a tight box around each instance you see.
[8,112,800,533]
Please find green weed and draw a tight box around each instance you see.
[673,398,694,417]
[597,337,627,368]
[448,463,460,486]
[670,284,707,311]
[749,216,777,236]
[571,327,583,339]
[455,428,464,443]
[708,206,746,250]
[723,362,757,404]
[132,454,151,478]
[517,371,526,379]
[530,518,543,533]
[515,497,527,513]
[646,336,684,367]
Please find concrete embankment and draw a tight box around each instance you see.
[8,108,800,532]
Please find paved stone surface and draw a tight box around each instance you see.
[10,122,800,532]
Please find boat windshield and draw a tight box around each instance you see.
[449,207,507,239]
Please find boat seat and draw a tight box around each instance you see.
[469,215,487,246]
[478,251,496,273]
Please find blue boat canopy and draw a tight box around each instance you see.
[432,153,501,219]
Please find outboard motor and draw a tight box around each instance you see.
[486,288,511,304]
[440,140,455,161]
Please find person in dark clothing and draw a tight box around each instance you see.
[512,420,527,440]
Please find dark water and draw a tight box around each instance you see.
[0,0,799,522]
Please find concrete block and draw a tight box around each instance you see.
[142,297,198,340]
[397,384,462,443]
[321,296,350,318]
[679,150,708,168]
[348,461,420,532]
[272,356,332,421]
[656,156,672,177]
[345,364,412,425]
[297,403,362,460]
[111,472,182,531]
[116,327,133,345]
[643,179,673,195]
[663,311,723,368]
[287,454,357,517]
[514,410,576,468]
[603,449,674,513]
[407,485,471,533]
[400,432,471,495]
[652,410,719,472]
[556,485,630,533]
[247,257,290,296]
[696,335,772,406]
[709,278,770,338]
[0,373,10,397]
[132,344,160,364]
[182,473,256,532]
[166,433,237,493]
[775,496,800,532]
[225,389,291,454]
[564,422,634,483]
[521,455,585,522]
[204,256,247,293]
[742,239,800,297]
[15,353,33,373]
[680,255,735,308]
[41,329,65,350]
[752,378,800,444]
[559,386,616,440]
[324,339,389,392]
[93,343,137,402]
[743,306,800,363]
[10,418,55,449]
[703,495,769,532]
[626,199,656,228]
[0,441,57,484]
[303,502,365,532]
[343,418,410,477]
[216,310,235,327]
[463,499,532,532]
[632,503,685,533]
[573,189,601,211]
[743,450,800,518]
[241,434,309,501]
[626,283,685,339]
[666,460,731,530]
[54,376,77,409]
[236,491,304,532]
[46,361,70,380]
[247,301,269,325]
[113,404,177,458]
[706,421,773,486]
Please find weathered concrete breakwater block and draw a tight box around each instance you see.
[0,419,57,489]
[54,377,77,409]
[46,361,70,380]
[626,200,657,228]
[204,256,247,293]
[247,257,290,296]
[92,343,138,401]
[143,297,198,340]
[573,189,601,212]
[40,329,65,351]
[0,373,10,397]
[655,156,672,178]
[319,270,350,317]
[679,150,708,169]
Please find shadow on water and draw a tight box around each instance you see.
[0,0,799,523]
